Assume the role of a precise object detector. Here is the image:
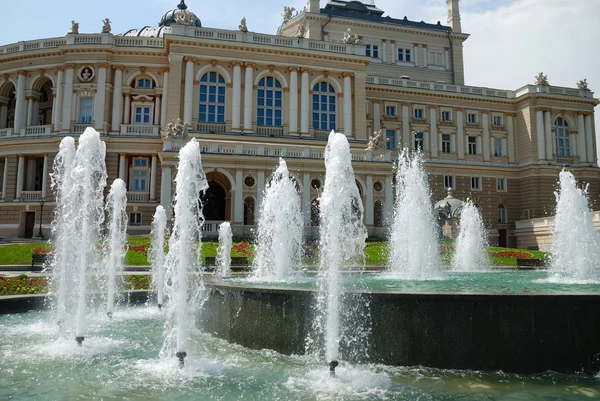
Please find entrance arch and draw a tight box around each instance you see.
[201,171,232,221]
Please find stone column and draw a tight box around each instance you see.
[390,41,396,64]
[577,113,586,162]
[300,69,310,134]
[14,71,27,132]
[123,94,131,124]
[234,170,243,223]
[15,155,24,200]
[457,108,464,159]
[289,68,298,134]
[507,113,515,163]
[160,166,172,216]
[445,49,450,70]
[94,64,107,131]
[119,154,127,180]
[154,95,161,125]
[232,62,242,131]
[536,108,545,160]
[183,57,194,124]
[423,45,428,67]
[41,154,48,199]
[160,68,169,128]
[381,40,387,63]
[257,170,265,211]
[0,104,7,129]
[53,68,63,132]
[243,63,254,132]
[366,176,374,226]
[430,106,438,157]
[150,155,158,201]
[401,103,410,149]
[111,66,123,132]
[373,101,381,132]
[61,65,74,132]
[26,97,34,126]
[544,110,552,160]
[2,157,8,199]
[585,113,594,163]
[482,111,490,161]
[302,172,310,226]
[413,45,419,67]
[384,176,393,225]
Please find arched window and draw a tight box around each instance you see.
[244,197,255,225]
[257,77,282,127]
[135,77,153,89]
[555,117,570,157]
[199,72,226,123]
[374,201,383,227]
[498,204,507,224]
[312,82,336,131]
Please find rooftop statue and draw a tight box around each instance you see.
[174,9,196,26]
[577,78,589,91]
[239,17,248,32]
[70,20,79,34]
[343,28,361,44]
[534,72,549,86]
[282,6,296,23]
[164,118,190,139]
[365,129,386,150]
[296,23,306,38]
[102,18,112,34]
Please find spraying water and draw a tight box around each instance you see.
[160,138,208,367]
[252,158,303,280]
[50,128,107,345]
[104,179,128,318]
[313,131,367,376]
[452,200,490,271]
[150,206,167,309]
[550,170,600,281]
[216,222,233,278]
[388,150,440,279]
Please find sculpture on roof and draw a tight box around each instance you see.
[534,72,549,86]
[238,17,248,32]
[102,18,112,34]
[365,129,386,150]
[174,9,196,26]
[70,21,79,34]
[296,23,306,38]
[343,28,361,44]
[164,118,190,139]
[577,78,589,91]
[282,6,296,23]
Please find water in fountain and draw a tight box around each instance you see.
[311,131,367,375]
[150,206,167,309]
[49,128,107,345]
[160,138,208,367]
[104,179,128,318]
[216,222,232,277]
[388,150,440,279]
[550,170,600,281]
[452,200,490,271]
[252,158,303,281]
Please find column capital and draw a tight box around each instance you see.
[243,62,256,69]
[300,67,311,74]
[455,107,465,113]
[389,40,396,44]
[231,61,243,67]
[336,92,344,98]
[183,56,195,63]
[371,99,382,104]
[401,102,410,108]
[504,112,517,117]
[113,65,125,71]
[481,110,489,115]
[97,63,109,69]
[381,39,387,43]
[64,63,75,70]
[428,105,439,110]
[17,70,28,77]
[162,67,170,73]
[342,72,354,78]
[287,67,300,72]
[55,67,64,73]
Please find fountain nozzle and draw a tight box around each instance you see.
[157,304,162,310]
[176,351,187,368]
[75,336,85,347]
[107,312,113,319]
[329,360,338,378]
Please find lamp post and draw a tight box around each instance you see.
[36,198,45,238]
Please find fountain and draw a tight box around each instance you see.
[150,206,167,309]
[252,158,303,281]
[550,170,600,281]
[215,221,232,278]
[159,138,208,367]
[103,178,128,318]
[452,200,490,271]
[388,150,440,279]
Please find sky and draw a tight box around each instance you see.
[1,0,599,156]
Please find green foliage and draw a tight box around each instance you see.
[0,243,53,265]
[0,276,48,295]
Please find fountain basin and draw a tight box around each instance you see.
[200,277,600,375]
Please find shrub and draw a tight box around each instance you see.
[489,250,533,259]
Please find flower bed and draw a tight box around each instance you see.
[0,275,48,295]
[232,241,254,257]
[489,250,533,259]
[124,275,151,290]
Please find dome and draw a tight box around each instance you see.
[434,188,465,218]
[158,0,202,28]
[121,26,171,38]
[120,1,200,38]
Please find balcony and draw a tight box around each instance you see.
[201,220,224,237]
[256,126,284,136]
[72,124,89,133]
[127,192,150,203]
[120,125,160,137]
[0,128,14,138]
[21,191,42,201]
[196,123,226,133]
[23,125,52,136]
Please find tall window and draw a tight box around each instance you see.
[136,78,152,88]
[497,178,506,191]
[468,136,477,155]
[134,106,151,125]
[366,44,379,58]
[312,82,336,131]
[471,177,481,190]
[130,158,149,193]
[257,77,282,126]
[414,132,424,150]
[498,204,507,223]
[79,98,93,123]
[386,129,396,150]
[199,72,226,123]
[441,111,451,121]
[385,105,396,116]
[441,134,451,153]
[467,113,478,123]
[555,117,570,157]
[444,175,454,189]
[397,48,411,62]
[413,108,424,119]
[493,115,503,126]
[429,51,444,66]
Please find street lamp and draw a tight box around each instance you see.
[36,198,45,238]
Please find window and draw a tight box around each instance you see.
[397,48,412,62]
[429,51,444,66]
[386,129,396,150]
[199,72,226,123]
[441,111,451,121]
[414,131,424,151]
[244,197,255,225]
[130,157,149,193]
[555,117,570,157]
[257,77,283,127]
[413,108,424,119]
[134,106,151,125]
[385,106,396,116]
[467,113,478,123]
[312,82,336,131]
[366,44,379,58]
[493,138,503,157]
[374,201,383,227]
[441,134,451,153]
[444,175,454,189]
[471,177,481,190]
[498,204,507,224]
[136,78,152,88]
[468,136,477,155]
[497,178,506,192]
[78,98,93,123]
[493,115,503,126]
[129,212,142,226]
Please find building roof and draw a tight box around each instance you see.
[121,0,200,38]
[321,0,452,33]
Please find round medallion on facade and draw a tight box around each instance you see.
[244,175,256,188]
[311,179,321,189]
[373,181,383,192]
[78,65,95,82]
